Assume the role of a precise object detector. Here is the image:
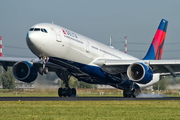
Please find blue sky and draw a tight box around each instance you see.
[0,0,180,59]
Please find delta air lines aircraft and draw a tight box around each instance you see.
[1,19,179,97]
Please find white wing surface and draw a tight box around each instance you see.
[94,59,180,76]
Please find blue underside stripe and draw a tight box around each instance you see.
[49,57,108,80]
[80,65,106,79]
[49,57,140,88]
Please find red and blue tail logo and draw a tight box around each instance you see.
[143,19,168,60]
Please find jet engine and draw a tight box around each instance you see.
[127,62,153,84]
[12,61,38,83]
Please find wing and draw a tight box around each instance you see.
[93,59,180,77]
[0,57,38,71]
[0,57,65,72]
[0,57,90,80]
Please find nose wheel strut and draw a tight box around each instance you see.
[38,57,49,75]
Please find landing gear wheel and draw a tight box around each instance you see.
[58,87,76,97]
[58,88,63,97]
[134,89,141,97]
[72,88,76,97]
[57,71,77,97]
[39,66,48,75]
[123,89,136,98]
[123,89,129,98]
[67,88,72,97]
[39,67,43,75]
[43,67,48,74]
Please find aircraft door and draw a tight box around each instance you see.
[84,40,90,52]
[53,28,62,42]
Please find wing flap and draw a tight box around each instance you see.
[94,59,180,66]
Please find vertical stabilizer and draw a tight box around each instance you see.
[143,19,168,60]
[0,36,2,57]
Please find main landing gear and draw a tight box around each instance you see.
[123,81,141,98]
[57,71,77,97]
[58,87,76,97]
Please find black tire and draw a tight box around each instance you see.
[133,89,141,98]
[43,67,48,74]
[72,88,76,97]
[123,89,128,97]
[131,89,136,98]
[123,89,136,98]
[67,88,72,97]
[39,67,43,75]
[58,88,63,97]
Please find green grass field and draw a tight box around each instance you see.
[0,89,180,120]
[0,88,125,97]
[0,101,180,120]
[0,88,179,97]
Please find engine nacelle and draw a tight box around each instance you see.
[127,62,153,84]
[12,61,38,83]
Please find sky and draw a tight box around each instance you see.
[0,0,180,59]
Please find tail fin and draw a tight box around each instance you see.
[143,19,168,60]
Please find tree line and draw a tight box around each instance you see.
[0,67,95,89]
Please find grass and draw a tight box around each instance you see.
[0,101,180,120]
[0,88,124,97]
[0,88,180,97]
[0,89,180,119]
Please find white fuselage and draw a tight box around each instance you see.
[26,23,138,64]
[26,23,160,89]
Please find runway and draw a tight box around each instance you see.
[0,97,180,101]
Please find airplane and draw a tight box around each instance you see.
[1,19,180,98]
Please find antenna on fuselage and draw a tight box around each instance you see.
[124,36,128,53]
[110,36,114,48]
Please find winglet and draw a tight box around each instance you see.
[143,19,168,60]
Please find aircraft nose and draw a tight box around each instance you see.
[26,32,39,45]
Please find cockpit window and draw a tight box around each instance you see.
[41,28,48,33]
[29,28,48,33]
[34,28,40,31]
[41,29,45,32]
[29,28,34,31]
[43,29,48,33]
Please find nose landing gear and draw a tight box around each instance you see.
[38,56,49,75]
